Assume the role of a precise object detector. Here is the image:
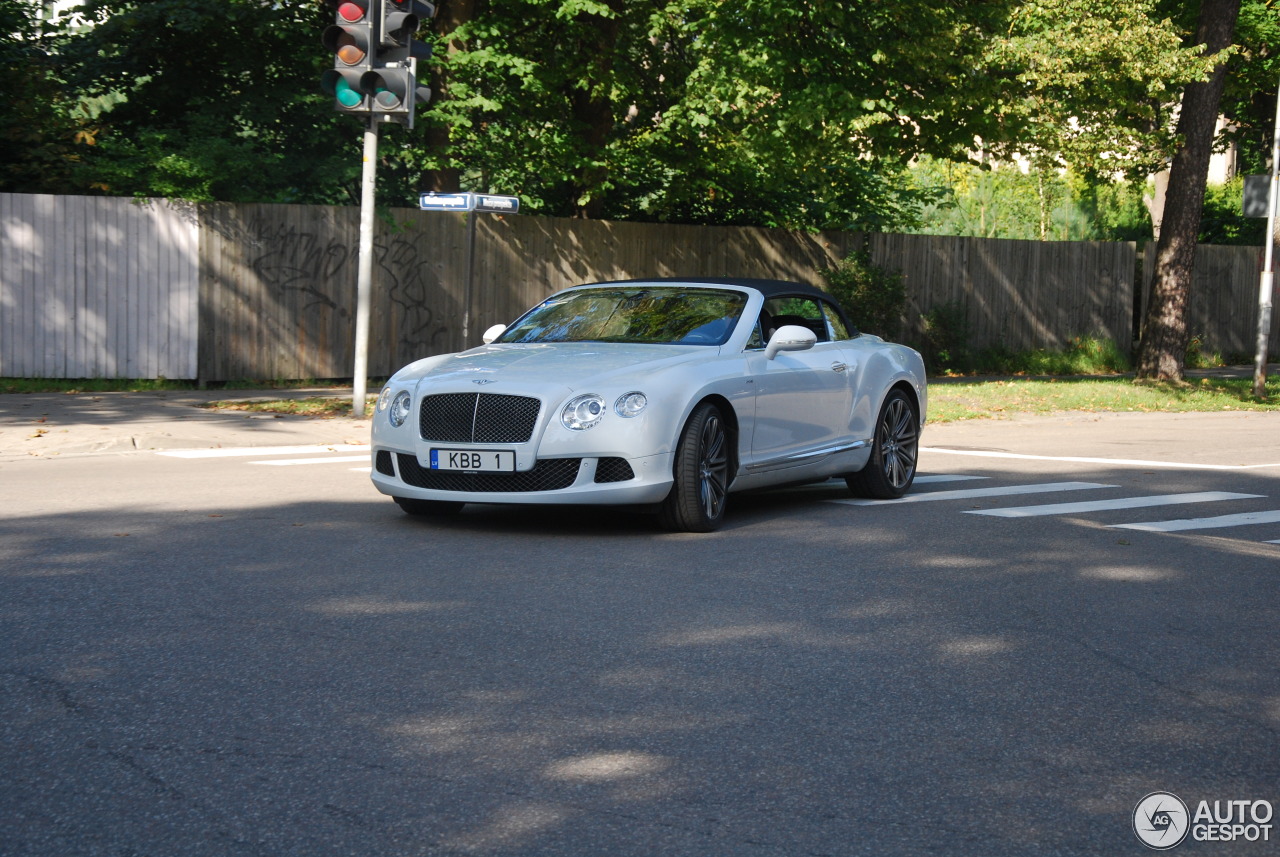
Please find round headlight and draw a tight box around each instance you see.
[377,386,393,411]
[388,390,413,427]
[562,394,606,431]
[614,391,648,418]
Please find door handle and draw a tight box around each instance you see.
[831,362,848,373]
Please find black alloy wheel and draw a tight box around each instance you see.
[659,402,730,532]
[846,388,918,499]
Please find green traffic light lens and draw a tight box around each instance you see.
[373,90,402,109]
[335,78,363,108]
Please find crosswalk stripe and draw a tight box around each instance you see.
[966,491,1264,518]
[914,475,990,485]
[921,446,1280,471]
[831,481,1114,507]
[157,444,369,459]
[250,455,370,466]
[1111,510,1280,533]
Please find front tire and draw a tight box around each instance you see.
[658,402,730,532]
[846,389,918,499]
[394,497,464,517]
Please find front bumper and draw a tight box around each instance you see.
[370,447,675,506]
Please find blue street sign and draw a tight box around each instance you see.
[418,192,521,214]
[474,194,520,214]
[419,192,475,211]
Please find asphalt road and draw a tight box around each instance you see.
[2,393,1279,856]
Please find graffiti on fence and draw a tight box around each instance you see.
[379,238,453,356]
[248,219,351,317]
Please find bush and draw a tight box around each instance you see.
[945,334,1131,376]
[921,301,972,374]
[819,249,907,340]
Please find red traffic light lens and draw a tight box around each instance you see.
[336,1,366,22]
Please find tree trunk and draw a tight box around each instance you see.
[420,0,479,194]
[1136,0,1240,381]
[568,1,624,219]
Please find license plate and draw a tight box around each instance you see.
[429,449,516,472]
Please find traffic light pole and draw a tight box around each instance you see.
[352,119,380,417]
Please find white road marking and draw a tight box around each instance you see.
[250,455,370,466]
[922,446,1280,471]
[157,444,369,459]
[1111,510,1280,533]
[967,492,1264,518]
[914,475,990,485]
[832,481,1114,507]
[769,474,985,495]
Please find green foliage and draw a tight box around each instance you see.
[970,335,1131,375]
[979,0,1221,178]
[0,0,89,193]
[907,156,1154,241]
[1199,177,1267,246]
[2,0,1275,244]
[921,302,972,374]
[1221,0,1280,175]
[819,250,907,340]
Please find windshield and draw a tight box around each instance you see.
[497,287,748,346]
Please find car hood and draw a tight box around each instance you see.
[399,342,710,393]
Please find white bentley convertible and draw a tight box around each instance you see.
[370,278,927,532]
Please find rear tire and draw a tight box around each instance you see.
[658,402,730,532]
[846,389,918,499]
[394,497,464,517]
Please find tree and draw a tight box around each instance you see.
[422,0,1014,229]
[1137,0,1242,381]
[57,0,363,204]
[0,0,89,193]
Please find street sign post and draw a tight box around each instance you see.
[418,192,521,345]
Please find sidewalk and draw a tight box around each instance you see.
[0,389,372,459]
[2,370,1278,466]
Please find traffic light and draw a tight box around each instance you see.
[321,0,374,115]
[366,0,436,127]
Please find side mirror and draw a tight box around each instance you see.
[765,325,817,359]
[481,323,507,344]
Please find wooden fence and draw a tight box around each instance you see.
[1141,242,1274,358]
[0,193,1270,381]
[0,193,199,379]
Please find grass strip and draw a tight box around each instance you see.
[930,377,1280,422]
[198,397,377,418]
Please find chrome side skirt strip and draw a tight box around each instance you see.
[745,439,871,474]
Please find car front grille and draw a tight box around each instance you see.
[420,393,541,444]
[396,453,581,493]
[375,450,395,476]
[594,457,635,483]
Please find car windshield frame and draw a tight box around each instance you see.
[496,286,749,346]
